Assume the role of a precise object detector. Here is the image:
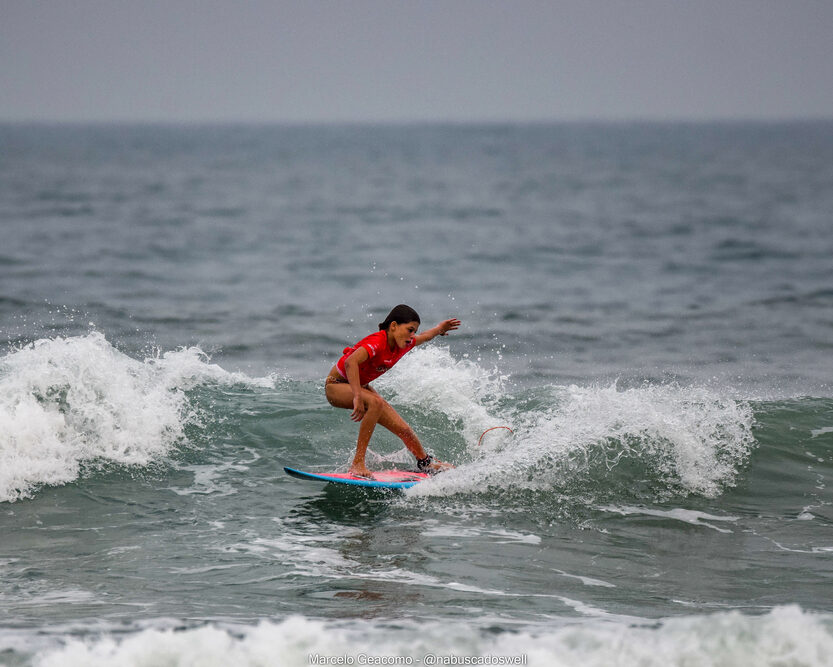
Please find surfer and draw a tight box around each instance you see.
[326,304,460,478]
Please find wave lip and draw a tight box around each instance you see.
[408,382,756,501]
[0,332,269,503]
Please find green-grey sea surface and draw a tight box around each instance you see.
[1,123,833,666]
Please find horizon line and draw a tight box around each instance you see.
[2,115,833,127]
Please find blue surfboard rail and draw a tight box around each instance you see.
[284,466,428,489]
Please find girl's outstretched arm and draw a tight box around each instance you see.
[414,318,461,346]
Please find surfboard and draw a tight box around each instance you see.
[284,466,430,489]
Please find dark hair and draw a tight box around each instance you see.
[378,304,420,331]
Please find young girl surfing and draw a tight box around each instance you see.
[325,304,461,478]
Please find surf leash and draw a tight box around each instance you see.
[476,426,514,447]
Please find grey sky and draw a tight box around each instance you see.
[2,0,832,123]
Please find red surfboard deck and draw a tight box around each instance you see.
[284,467,430,489]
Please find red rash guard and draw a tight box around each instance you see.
[336,330,415,385]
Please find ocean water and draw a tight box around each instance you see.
[1,122,833,666]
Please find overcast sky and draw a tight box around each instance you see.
[2,1,832,123]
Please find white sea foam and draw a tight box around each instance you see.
[600,505,740,533]
[405,379,755,499]
[376,345,507,443]
[551,569,616,588]
[167,462,250,497]
[26,606,833,667]
[0,332,270,502]
[420,522,541,544]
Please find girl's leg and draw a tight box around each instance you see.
[373,397,428,460]
[326,382,385,477]
[326,382,453,473]
[368,390,452,470]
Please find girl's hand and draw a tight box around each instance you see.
[415,318,461,346]
[351,395,366,422]
[437,318,461,336]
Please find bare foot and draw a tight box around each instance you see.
[349,466,374,479]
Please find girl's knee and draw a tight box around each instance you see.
[365,393,385,414]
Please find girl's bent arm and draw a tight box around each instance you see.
[344,347,370,421]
